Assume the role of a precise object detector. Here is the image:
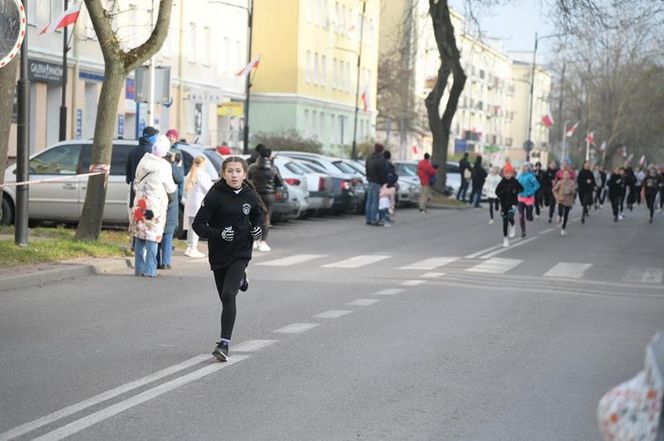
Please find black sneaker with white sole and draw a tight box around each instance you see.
[239,273,249,292]
[212,341,229,362]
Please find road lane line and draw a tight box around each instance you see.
[465,238,523,259]
[543,262,592,279]
[480,237,539,259]
[420,272,445,278]
[257,254,327,266]
[621,267,664,284]
[313,310,353,319]
[539,228,555,235]
[346,299,380,306]
[0,354,210,441]
[398,257,459,270]
[231,340,278,352]
[372,288,405,296]
[467,258,523,274]
[273,323,320,334]
[31,356,249,441]
[400,280,426,287]
[322,255,391,268]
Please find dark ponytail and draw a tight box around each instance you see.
[243,178,269,213]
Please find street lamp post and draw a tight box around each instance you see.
[59,0,69,140]
[350,0,366,160]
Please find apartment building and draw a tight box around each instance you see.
[8,0,249,157]
[250,0,380,154]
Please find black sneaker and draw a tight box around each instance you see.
[521,232,526,238]
[212,341,229,362]
[581,217,585,224]
[239,273,249,292]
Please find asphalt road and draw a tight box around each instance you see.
[1,203,663,441]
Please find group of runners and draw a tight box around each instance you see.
[483,160,663,247]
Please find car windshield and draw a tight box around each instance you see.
[299,162,326,174]
[334,160,363,175]
[202,150,223,173]
[284,162,306,175]
[396,163,417,177]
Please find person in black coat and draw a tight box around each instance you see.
[495,163,523,247]
[541,160,558,223]
[247,143,266,166]
[364,143,388,225]
[247,148,282,251]
[624,167,637,210]
[457,152,471,202]
[126,126,159,207]
[642,167,660,223]
[533,161,544,216]
[469,155,487,208]
[192,156,266,362]
[576,161,595,223]
[607,167,624,222]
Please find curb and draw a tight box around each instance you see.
[0,258,132,293]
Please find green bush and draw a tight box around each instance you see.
[252,130,323,154]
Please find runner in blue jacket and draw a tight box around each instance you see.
[516,163,540,238]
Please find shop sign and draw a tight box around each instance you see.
[217,102,243,117]
[28,59,63,84]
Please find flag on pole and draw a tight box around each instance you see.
[411,145,418,155]
[622,146,628,157]
[599,141,607,151]
[236,55,261,77]
[639,154,646,166]
[565,121,579,137]
[39,2,82,35]
[360,84,370,111]
[541,114,554,128]
[586,132,595,145]
[627,153,634,162]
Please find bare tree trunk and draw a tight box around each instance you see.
[425,0,466,193]
[0,56,19,208]
[76,0,172,241]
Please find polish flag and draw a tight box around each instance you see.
[360,84,369,111]
[565,121,579,137]
[639,154,646,166]
[40,2,82,35]
[599,141,607,151]
[541,114,554,128]
[236,55,261,77]
[411,145,418,155]
[586,132,595,145]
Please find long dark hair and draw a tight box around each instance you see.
[221,156,268,213]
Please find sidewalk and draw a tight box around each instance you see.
[0,244,210,293]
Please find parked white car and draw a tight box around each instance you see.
[273,156,310,218]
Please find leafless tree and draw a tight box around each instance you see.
[76,0,172,241]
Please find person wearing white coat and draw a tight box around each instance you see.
[483,166,502,224]
[183,155,213,258]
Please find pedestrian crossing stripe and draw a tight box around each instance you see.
[257,254,327,266]
[621,267,664,284]
[466,258,522,274]
[398,257,459,270]
[322,255,391,268]
[543,262,592,279]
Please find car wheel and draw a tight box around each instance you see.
[1,195,14,226]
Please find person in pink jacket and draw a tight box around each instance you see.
[379,183,396,226]
[417,153,437,212]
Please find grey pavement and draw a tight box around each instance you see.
[0,204,663,440]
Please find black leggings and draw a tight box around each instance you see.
[488,198,499,220]
[543,191,556,220]
[560,205,571,229]
[501,209,515,237]
[610,196,621,218]
[518,202,533,234]
[213,260,248,341]
[645,193,656,219]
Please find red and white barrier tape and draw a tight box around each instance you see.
[0,164,110,188]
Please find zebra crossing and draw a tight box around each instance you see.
[255,252,664,285]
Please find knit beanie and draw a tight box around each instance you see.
[152,135,170,158]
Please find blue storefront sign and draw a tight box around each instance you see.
[117,114,125,138]
[125,78,135,100]
[454,139,468,154]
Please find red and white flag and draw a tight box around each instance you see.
[360,84,370,111]
[599,141,607,151]
[639,154,646,166]
[541,114,554,128]
[411,145,418,155]
[236,55,261,77]
[40,2,82,35]
[565,121,579,137]
[586,132,595,145]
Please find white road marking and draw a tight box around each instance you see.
[420,272,445,278]
[322,255,391,268]
[400,280,426,287]
[621,267,663,284]
[313,310,353,319]
[480,237,539,259]
[31,356,249,441]
[273,323,320,334]
[257,254,327,266]
[346,299,380,306]
[465,239,523,259]
[467,258,523,274]
[231,339,278,352]
[373,288,405,296]
[544,262,592,279]
[399,257,459,270]
[0,354,211,441]
[539,228,555,235]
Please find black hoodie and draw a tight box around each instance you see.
[192,180,264,271]
[495,177,524,210]
[607,173,624,199]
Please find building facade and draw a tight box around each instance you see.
[250,0,380,155]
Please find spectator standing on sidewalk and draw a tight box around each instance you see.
[192,156,265,362]
[130,136,177,278]
[157,151,184,270]
[248,148,282,251]
[365,143,388,225]
[457,152,471,202]
[416,153,437,213]
[379,182,396,225]
[165,128,185,201]
[469,155,487,208]
[126,126,159,209]
[184,156,213,258]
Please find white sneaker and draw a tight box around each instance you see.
[257,241,271,252]
[184,248,193,257]
[561,229,567,236]
[503,238,509,247]
[489,219,494,225]
[188,249,206,258]
[253,241,258,250]
[619,213,624,220]
[508,225,516,238]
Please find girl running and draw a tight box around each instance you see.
[541,160,558,223]
[576,161,596,223]
[607,167,624,222]
[552,169,577,235]
[495,163,523,247]
[642,167,659,224]
[516,163,540,238]
[192,157,266,362]
[483,166,501,224]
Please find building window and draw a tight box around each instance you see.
[202,27,211,66]
[314,53,319,85]
[306,51,312,83]
[332,58,337,89]
[321,55,327,87]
